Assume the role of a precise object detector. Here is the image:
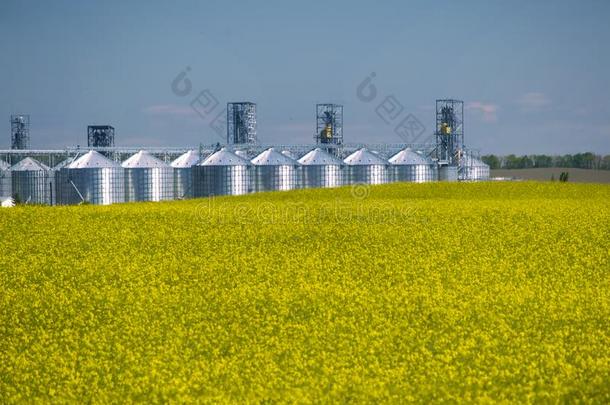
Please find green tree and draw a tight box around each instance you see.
[481,155,501,169]
[581,152,596,169]
[533,155,553,168]
[505,154,519,169]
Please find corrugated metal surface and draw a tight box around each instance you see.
[0,160,11,198]
[252,165,300,192]
[459,154,490,181]
[439,166,458,182]
[298,148,344,188]
[389,148,437,183]
[193,148,252,197]
[251,148,300,192]
[391,165,438,183]
[171,150,199,199]
[122,151,174,202]
[10,157,51,204]
[50,158,74,205]
[57,151,125,205]
[173,168,193,199]
[459,165,489,181]
[124,167,174,202]
[343,148,388,185]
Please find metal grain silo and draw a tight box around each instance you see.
[52,158,73,171]
[50,157,75,205]
[0,160,11,198]
[343,148,389,185]
[122,150,174,202]
[171,150,199,199]
[57,151,125,205]
[10,157,51,204]
[459,153,490,181]
[389,148,437,183]
[234,150,249,159]
[281,150,299,160]
[251,148,300,192]
[298,147,344,189]
[193,148,252,197]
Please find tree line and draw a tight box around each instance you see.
[481,153,610,170]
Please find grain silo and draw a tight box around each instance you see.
[50,157,75,205]
[281,150,299,160]
[459,153,490,181]
[56,150,125,205]
[10,157,51,204]
[298,147,343,188]
[193,147,252,197]
[171,150,199,199]
[389,148,437,183]
[0,160,11,198]
[343,148,389,185]
[251,147,300,192]
[234,150,249,159]
[122,150,174,202]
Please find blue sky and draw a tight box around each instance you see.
[1,0,609,154]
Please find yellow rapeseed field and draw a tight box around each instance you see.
[1,182,609,402]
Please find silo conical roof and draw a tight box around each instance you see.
[343,148,388,166]
[298,148,343,165]
[200,148,250,166]
[251,148,299,166]
[10,157,50,171]
[281,150,298,160]
[52,157,76,171]
[0,160,10,170]
[389,148,431,165]
[68,151,121,169]
[171,150,200,168]
[122,150,170,168]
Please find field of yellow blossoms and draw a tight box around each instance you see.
[1,182,609,402]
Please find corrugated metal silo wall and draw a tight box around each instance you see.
[11,170,51,204]
[0,169,11,198]
[391,165,438,183]
[345,165,388,185]
[193,166,252,197]
[124,167,174,202]
[252,165,299,192]
[57,168,125,205]
[174,168,193,199]
[300,165,343,188]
